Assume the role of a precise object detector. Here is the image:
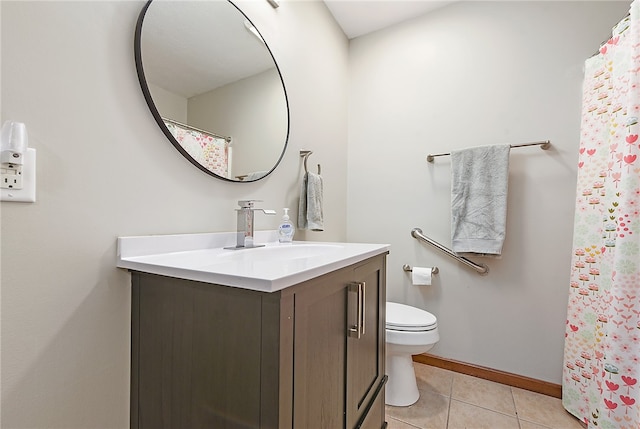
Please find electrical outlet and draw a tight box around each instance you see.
[1,148,35,202]
[1,164,23,189]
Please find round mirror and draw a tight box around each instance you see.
[135,0,290,182]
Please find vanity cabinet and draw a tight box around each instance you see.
[130,253,387,429]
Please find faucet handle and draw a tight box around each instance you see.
[237,199,261,208]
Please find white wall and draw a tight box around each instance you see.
[347,1,630,384]
[0,1,348,427]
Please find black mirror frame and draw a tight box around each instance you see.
[134,0,290,182]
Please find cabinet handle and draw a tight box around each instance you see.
[360,281,366,337]
[348,282,365,339]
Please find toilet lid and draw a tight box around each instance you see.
[386,302,437,331]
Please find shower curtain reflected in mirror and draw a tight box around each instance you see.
[165,121,231,178]
[563,2,640,428]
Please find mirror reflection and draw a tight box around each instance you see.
[135,0,289,182]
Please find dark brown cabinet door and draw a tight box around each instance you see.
[346,257,386,429]
[292,255,387,429]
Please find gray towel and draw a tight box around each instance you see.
[298,172,324,231]
[243,171,268,181]
[451,144,510,255]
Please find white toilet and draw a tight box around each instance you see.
[385,301,439,407]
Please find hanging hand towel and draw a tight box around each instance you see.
[451,144,510,255]
[298,171,324,231]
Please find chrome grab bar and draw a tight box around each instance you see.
[411,228,489,275]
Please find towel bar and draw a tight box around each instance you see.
[411,228,489,275]
[426,140,551,162]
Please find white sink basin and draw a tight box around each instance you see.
[219,243,343,261]
[117,231,389,292]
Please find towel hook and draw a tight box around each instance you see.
[300,150,321,174]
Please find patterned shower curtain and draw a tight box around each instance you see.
[563,2,640,428]
[165,122,230,178]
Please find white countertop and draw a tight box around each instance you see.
[117,231,389,292]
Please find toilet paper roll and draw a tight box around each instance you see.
[412,267,432,286]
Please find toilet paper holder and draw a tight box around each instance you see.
[403,264,439,275]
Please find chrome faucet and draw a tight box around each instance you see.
[227,200,276,249]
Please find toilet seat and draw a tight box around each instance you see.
[386,302,437,331]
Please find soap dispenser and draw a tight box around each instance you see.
[278,208,295,243]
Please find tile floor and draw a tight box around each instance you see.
[385,363,585,429]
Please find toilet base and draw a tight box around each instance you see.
[385,353,420,407]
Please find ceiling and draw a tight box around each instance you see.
[323,0,457,39]
[141,1,276,98]
[139,1,457,99]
